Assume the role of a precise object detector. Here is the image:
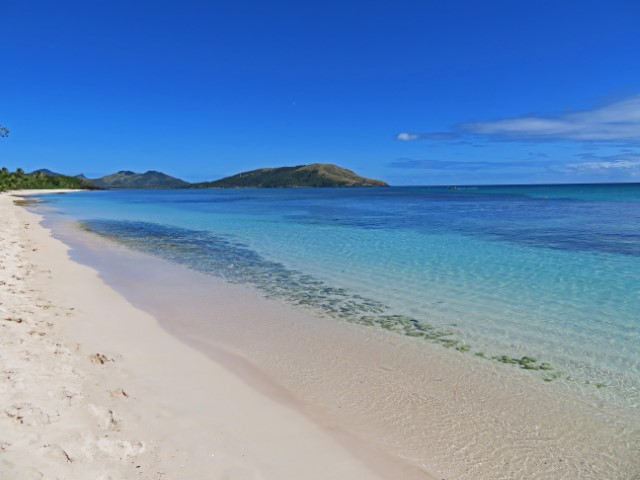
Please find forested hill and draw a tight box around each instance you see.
[191,164,389,188]
[0,168,96,192]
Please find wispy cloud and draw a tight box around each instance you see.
[396,132,458,141]
[397,132,420,141]
[397,94,640,145]
[387,158,550,171]
[567,152,640,172]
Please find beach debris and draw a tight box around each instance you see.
[2,316,23,323]
[89,353,112,365]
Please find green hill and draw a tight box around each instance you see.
[91,170,189,189]
[192,164,388,188]
[0,167,97,192]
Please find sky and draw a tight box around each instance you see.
[1,0,639,185]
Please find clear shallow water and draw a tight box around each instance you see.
[36,185,640,406]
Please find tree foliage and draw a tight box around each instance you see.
[0,167,97,192]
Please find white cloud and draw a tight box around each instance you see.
[396,131,459,141]
[397,132,420,141]
[396,94,640,145]
[460,95,640,143]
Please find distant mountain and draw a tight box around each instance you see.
[22,165,387,190]
[192,164,388,188]
[91,170,189,189]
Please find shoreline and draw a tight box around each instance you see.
[3,189,639,479]
[1,190,428,479]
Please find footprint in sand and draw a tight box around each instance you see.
[0,370,22,392]
[0,464,44,480]
[110,387,129,398]
[51,387,84,406]
[46,342,73,357]
[2,403,58,426]
[40,443,74,463]
[95,437,146,461]
[88,404,120,431]
[52,364,86,379]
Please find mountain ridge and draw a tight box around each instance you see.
[14,164,388,189]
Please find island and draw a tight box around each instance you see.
[191,164,388,188]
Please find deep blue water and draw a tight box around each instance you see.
[37,184,640,405]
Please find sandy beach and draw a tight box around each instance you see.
[0,190,430,480]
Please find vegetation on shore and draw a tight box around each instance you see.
[0,167,97,192]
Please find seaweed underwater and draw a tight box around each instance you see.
[76,219,583,384]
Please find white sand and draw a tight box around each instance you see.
[0,190,432,480]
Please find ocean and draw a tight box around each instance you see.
[32,184,640,478]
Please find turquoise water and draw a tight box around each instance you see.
[37,185,640,406]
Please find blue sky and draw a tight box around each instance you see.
[1,0,639,185]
